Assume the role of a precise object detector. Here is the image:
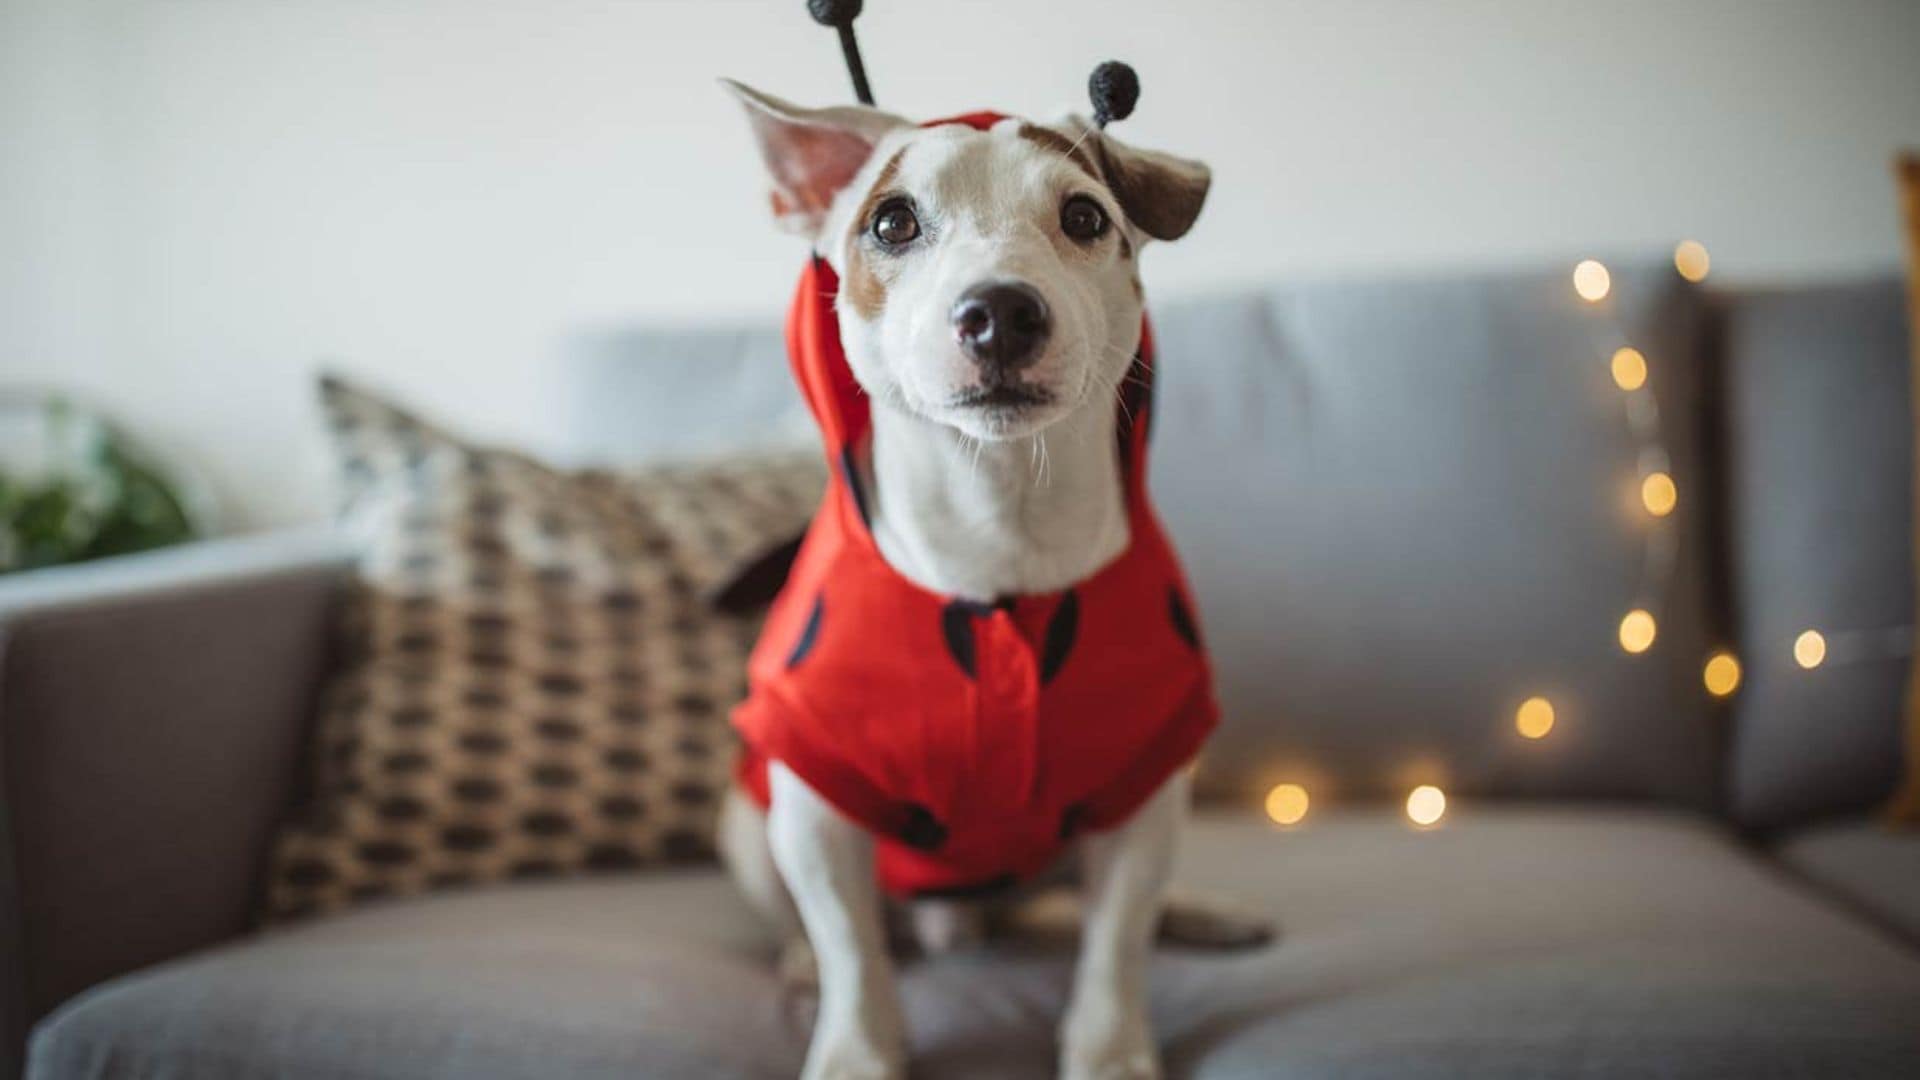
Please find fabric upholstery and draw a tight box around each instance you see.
[562,323,811,466]
[1718,279,1914,830]
[1896,152,1920,823]
[1778,819,1920,944]
[561,264,1723,809]
[0,531,350,1071]
[33,808,1920,1079]
[267,379,822,920]
[1149,267,1718,805]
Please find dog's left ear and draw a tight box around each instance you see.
[1071,120,1211,243]
[722,78,910,239]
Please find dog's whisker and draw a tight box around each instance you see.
[1064,121,1097,165]
[1112,383,1137,428]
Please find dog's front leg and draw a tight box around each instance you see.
[767,762,907,1080]
[1060,770,1188,1080]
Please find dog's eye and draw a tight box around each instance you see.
[871,199,920,248]
[1060,195,1108,242]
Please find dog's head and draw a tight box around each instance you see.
[725,80,1210,441]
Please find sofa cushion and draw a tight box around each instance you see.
[1149,265,1718,806]
[34,809,1920,1080]
[1777,820,1920,944]
[1718,280,1915,830]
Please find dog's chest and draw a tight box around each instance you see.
[862,412,1132,601]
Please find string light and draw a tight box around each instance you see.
[1611,347,1647,391]
[1406,785,1447,826]
[1673,240,1711,283]
[1264,783,1310,826]
[1515,696,1556,739]
[1618,609,1658,654]
[1640,471,1677,516]
[1703,651,1742,697]
[1794,630,1827,669]
[1572,259,1612,302]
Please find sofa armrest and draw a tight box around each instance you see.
[0,528,351,1067]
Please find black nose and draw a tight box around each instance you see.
[951,282,1051,371]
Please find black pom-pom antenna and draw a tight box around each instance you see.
[800,3,1141,129]
[1088,61,1139,129]
[806,0,875,105]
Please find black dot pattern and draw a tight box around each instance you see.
[785,593,826,669]
[1040,590,1080,684]
[266,378,825,921]
[838,446,872,529]
[1168,585,1201,650]
[941,602,979,678]
[898,803,949,851]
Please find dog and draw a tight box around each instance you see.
[715,80,1265,1080]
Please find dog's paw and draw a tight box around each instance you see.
[1059,1004,1160,1080]
[800,1023,907,1080]
[1156,887,1277,950]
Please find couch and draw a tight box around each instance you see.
[4,262,1919,1078]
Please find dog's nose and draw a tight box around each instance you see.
[951,282,1050,371]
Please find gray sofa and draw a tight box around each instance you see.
[4,262,1919,1078]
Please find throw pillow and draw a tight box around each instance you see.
[264,377,821,920]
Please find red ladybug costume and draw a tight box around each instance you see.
[734,112,1218,899]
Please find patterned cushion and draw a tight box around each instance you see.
[264,378,821,920]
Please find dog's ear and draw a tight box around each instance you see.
[722,79,910,239]
[1062,118,1211,243]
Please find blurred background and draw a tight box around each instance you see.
[5,0,1919,530]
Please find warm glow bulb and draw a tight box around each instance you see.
[1264,783,1310,826]
[1406,785,1447,826]
[1674,240,1711,283]
[1641,472,1677,517]
[1515,696,1556,739]
[1794,630,1827,669]
[1703,651,1742,697]
[1611,347,1648,391]
[1619,609,1658,654]
[1573,259,1612,302]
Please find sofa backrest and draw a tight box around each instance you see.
[562,259,1734,813]
[1147,267,1719,807]
[1716,278,1913,831]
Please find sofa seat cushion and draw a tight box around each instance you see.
[1777,820,1920,945]
[31,809,1920,1080]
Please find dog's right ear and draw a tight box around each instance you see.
[721,79,910,239]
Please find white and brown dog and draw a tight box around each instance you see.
[716,80,1264,1080]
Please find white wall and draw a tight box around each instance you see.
[4,0,1918,528]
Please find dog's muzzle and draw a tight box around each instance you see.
[951,282,1051,374]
